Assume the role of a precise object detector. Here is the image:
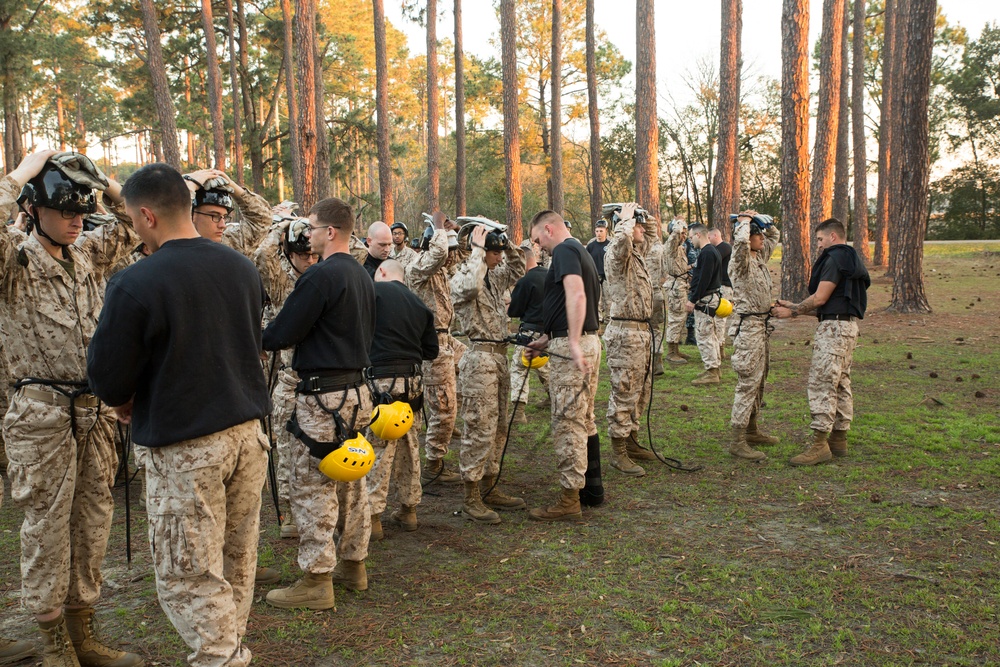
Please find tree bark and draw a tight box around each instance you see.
[454,0,466,216]
[712,0,742,240]
[886,0,909,279]
[294,0,318,211]
[201,0,227,168]
[873,0,895,267]
[888,0,934,313]
[2,61,23,170]
[635,0,660,220]
[223,0,243,180]
[280,0,302,205]
[832,0,850,225]
[373,0,394,223]
[586,0,601,234]
[139,0,181,169]
[851,0,871,263]
[808,0,845,238]
[315,41,330,201]
[426,0,440,211]
[501,0,522,243]
[780,0,811,301]
[549,0,564,215]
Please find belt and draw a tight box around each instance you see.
[20,386,100,408]
[549,329,598,339]
[609,319,649,331]
[470,341,508,354]
[366,362,421,379]
[520,322,543,333]
[818,314,857,322]
[296,370,364,394]
[434,328,450,334]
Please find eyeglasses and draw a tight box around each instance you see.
[308,224,332,233]
[56,209,83,220]
[194,211,231,225]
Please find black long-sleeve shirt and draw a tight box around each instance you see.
[262,252,375,373]
[507,265,548,331]
[688,243,723,303]
[716,241,733,287]
[87,238,271,448]
[370,280,439,366]
[364,252,383,279]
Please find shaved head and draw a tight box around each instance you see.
[366,221,393,260]
[375,258,405,282]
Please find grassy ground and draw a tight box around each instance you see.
[2,243,998,666]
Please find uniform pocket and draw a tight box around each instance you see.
[3,396,70,467]
[147,495,209,579]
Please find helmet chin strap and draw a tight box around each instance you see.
[18,201,71,256]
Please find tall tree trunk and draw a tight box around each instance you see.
[886,0,908,279]
[635,0,660,220]
[201,0,227,168]
[586,0,601,235]
[3,62,24,169]
[315,43,330,200]
[224,0,243,180]
[236,0,265,191]
[549,0,564,215]
[184,56,195,166]
[373,0,394,223]
[832,0,850,225]
[294,0,318,210]
[873,0,895,267]
[712,0,742,240]
[55,77,66,150]
[454,0,466,216]
[808,0,845,238]
[888,0,934,312]
[780,0,812,301]
[851,0,871,263]
[501,0,522,242]
[732,4,742,215]
[426,0,440,211]
[281,0,303,206]
[137,0,181,170]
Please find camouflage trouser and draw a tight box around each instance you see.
[716,285,734,343]
[422,334,458,462]
[604,323,653,439]
[289,387,373,572]
[366,376,423,516]
[808,320,859,433]
[666,278,690,344]
[694,297,721,371]
[458,349,509,482]
[549,335,602,490]
[598,281,611,323]
[509,344,550,404]
[136,419,268,667]
[270,369,298,512]
[0,349,9,459]
[3,390,117,615]
[650,293,666,353]
[730,317,770,428]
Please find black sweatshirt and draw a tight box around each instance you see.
[262,252,375,373]
[87,238,271,448]
[507,265,548,331]
[370,280,439,366]
[811,244,870,319]
[363,252,383,279]
[716,241,733,287]
[688,243,723,303]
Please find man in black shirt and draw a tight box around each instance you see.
[685,223,724,385]
[88,163,271,667]
[586,220,610,323]
[709,226,734,357]
[526,210,603,520]
[262,197,376,608]
[363,220,393,278]
[366,259,439,538]
[774,218,870,466]
[507,243,550,423]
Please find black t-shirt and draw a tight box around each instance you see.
[263,252,375,373]
[585,238,610,280]
[810,244,870,319]
[716,241,733,287]
[370,280,439,366]
[364,252,383,279]
[688,243,723,303]
[543,238,601,335]
[87,238,271,448]
[507,265,548,331]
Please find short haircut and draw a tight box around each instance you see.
[530,209,562,229]
[121,163,191,219]
[310,197,353,231]
[688,223,708,235]
[816,218,846,238]
[377,258,405,281]
[708,227,722,239]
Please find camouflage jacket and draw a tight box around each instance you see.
[665,228,690,284]
[729,219,780,315]
[390,243,417,268]
[221,188,271,257]
[253,222,301,369]
[645,239,666,304]
[451,246,525,342]
[604,218,654,322]
[405,229,453,331]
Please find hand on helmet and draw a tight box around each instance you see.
[9,150,59,188]
[470,225,488,249]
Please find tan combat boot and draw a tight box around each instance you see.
[420,457,461,485]
[280,514,299,539]
[691,367,721,386]
[626,431,657,461]
[255,566,280,585]
[0,636,35,665]
[610,437,645,477]
[370,513,384,541]
[828,429,849,457]
[719,343,727,361]
[729,427,766,461]
[790,430,833,467]
[665,342,687,365]
[652,352,665,376]
[391,505,419,531]
[481,475,526,511]
[331,560,368,591]
[528,488,583,522]
[64,607,144,667]
[462,481,501,524]
[265,572,335,610]
[511,401,528,424]
[746,413,780,445]
[37,616,80,667]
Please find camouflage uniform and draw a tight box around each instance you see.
[349,235,369,265]
[693,300,722,371]
[549,335,602,490]
[0,175,138,615]
[645,238,667,354]
[405,230,459,463]
[602,218,654,439]
[0,344,10,463]
[221,188,272,258]
[509,346,549,404]
[366,377,423,516]
[808,321,858,433]
[390,243,418,268]
[290,389,373,573]
[450,245,525,481]
[729,219,780,428]
[135,420,268,667]
[664,227,690,345]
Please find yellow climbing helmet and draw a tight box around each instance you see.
[318,433,376,482]
[521,350,549,369]
[369,401,415,441]
[715,297,733,318]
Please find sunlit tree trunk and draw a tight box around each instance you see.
[851,0,871,263]
[427,0,440,211]
[224,0,243,180]
[808,0,845,239]
[635,0,660,220]
[373,0,394,223]
[549,0,564,215]
[586,0,601,235]
[201,0,226,168]
[874,0,895,267]
[294,0,318,210]
[886,0,909,279]
[832,0,850,225]
[315,42,330,201]
[139,0,181,169]
[501,0,522,242]
[712,0,742,240]
[454,0,466,216]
